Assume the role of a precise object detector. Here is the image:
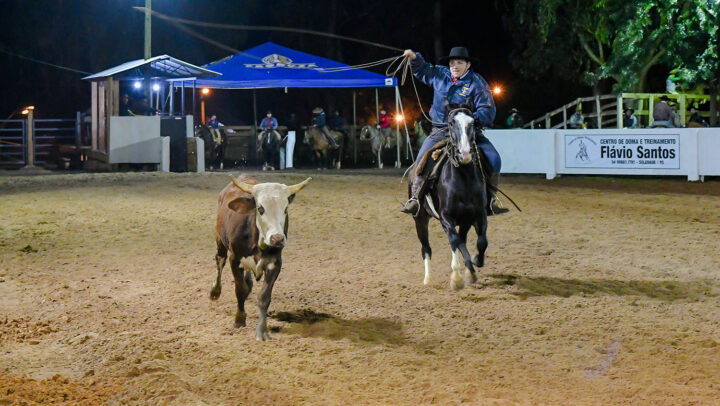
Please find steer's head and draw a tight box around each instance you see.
[231,177,312,249]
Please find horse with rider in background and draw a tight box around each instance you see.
[195,124,227,170]
[359,124,398,168]
[303,126,344,170]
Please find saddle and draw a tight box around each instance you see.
[409,139,448,183]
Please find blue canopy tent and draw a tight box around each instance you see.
[173,42,411,166]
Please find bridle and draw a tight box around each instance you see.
[445,107,482,175]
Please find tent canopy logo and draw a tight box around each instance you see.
[245,54,318,69]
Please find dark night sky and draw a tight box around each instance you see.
[0,0,590,126]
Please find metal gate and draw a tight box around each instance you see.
[0,116,81,169]
[32,118,79,166]
[0,119,27,168]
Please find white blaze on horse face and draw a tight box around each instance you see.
[454,113,474,164]
[251,183,291,248]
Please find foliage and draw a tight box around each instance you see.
[506,0,720,93]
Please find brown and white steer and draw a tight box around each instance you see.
[210,174,311,341]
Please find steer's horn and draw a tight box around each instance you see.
[230,175,255,194]
[288,177,312,195]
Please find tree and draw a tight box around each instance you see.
[505,0,719,94]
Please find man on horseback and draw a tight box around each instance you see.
[399,46,501,216]
[258,110,281,170]
[311,107,340,149]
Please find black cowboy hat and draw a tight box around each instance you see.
[624,106,634,113]
[659,95,671,102]
[438,47,478,64]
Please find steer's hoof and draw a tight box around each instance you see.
[209,286,221,300]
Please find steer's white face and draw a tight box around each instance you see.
[251,183,292,248]
[231,177,312,249]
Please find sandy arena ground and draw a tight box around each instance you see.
[1,170,719,405]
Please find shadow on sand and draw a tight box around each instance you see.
[476,274,719,302]
[271,309,405,345]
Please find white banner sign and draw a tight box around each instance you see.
[565,133,680,169]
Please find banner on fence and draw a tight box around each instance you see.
[565,133,680,169]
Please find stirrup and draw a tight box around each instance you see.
[400,197,421,217]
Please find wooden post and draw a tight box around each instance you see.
[545,113,550,129]
[98,81,106,153]
[648,96,655,127]
[91,81,98,151]
[638,99,644,127]
[563,106,567,129]
[679,94,686,126]
[595,95,602,129]
[617,95,623,128]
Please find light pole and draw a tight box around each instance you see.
[144,0,152,59]
[201,88,210,124]
[21,106,35,167]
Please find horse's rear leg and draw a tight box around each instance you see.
[414,213,433,285]
[210,240,227,300]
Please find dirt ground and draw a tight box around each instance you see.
[1,170,719,405]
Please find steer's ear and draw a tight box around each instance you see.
[228,195,255,212]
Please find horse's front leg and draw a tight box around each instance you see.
[413,211,433,285]
[472,219,488,270]
[440,217,465,291]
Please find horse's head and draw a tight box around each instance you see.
[446,102,475,165]
[359,125,372,141]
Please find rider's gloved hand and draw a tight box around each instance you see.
[403,49,417,60]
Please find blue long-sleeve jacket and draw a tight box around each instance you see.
[260,116,278,130]
[411,52,496,128]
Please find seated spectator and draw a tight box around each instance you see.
[568,108,584,129]
[688,107,709,127]
[623,107,638,129]
[652,95,676,128]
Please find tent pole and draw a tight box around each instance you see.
[181,81,185,116]
[397,87,413,161]
[352,90,357,165]
[395,87,400,167]
[192,80,196,123]
[252,89,258,166]
[169,82,174,117]
[375,88,379,124]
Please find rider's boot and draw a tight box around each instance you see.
[322,127,340,149]
[400,173,426,216]
[486,172,503,216]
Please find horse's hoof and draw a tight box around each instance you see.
[451,278,465,291]
[465,269,478,284]
[209,287,221,300]
[471,254,483,268]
